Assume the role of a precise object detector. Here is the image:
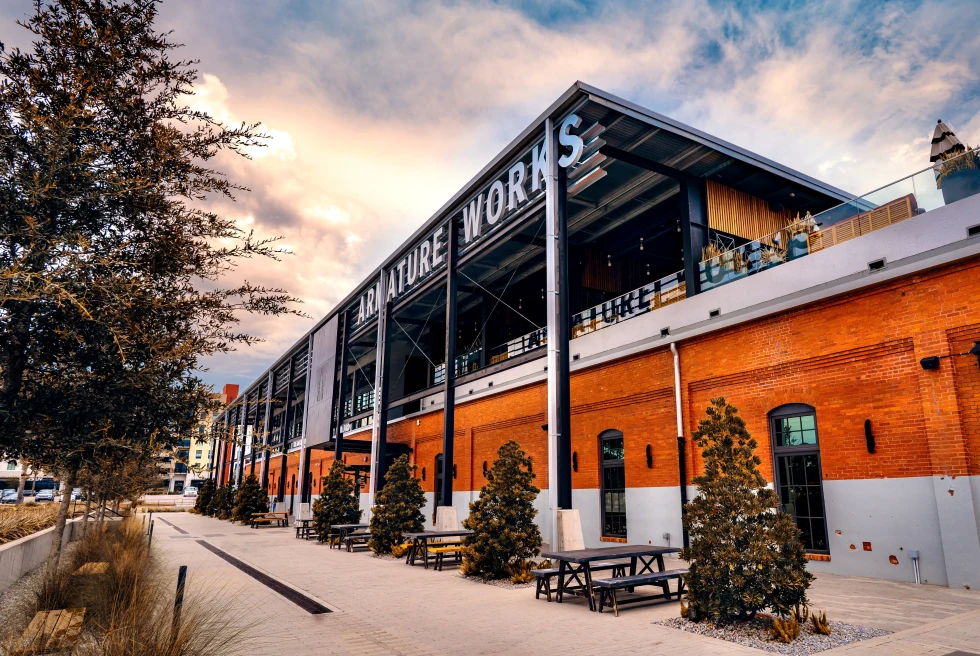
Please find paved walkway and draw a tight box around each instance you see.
[149,513,980,655]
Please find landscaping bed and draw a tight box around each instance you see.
[0,504,85,546]
[656,616,891,654]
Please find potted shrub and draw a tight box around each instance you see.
[937,148,980,206]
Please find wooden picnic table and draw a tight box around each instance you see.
[295,518,314,540]
[403,530,474,569]
[330,523,369,549]
[251,511,289,528]
[540,544,680,611]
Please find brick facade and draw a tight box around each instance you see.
[340,256,980,492]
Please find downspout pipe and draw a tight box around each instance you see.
[671,342,689,549]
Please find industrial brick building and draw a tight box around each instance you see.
[209,83,980,589]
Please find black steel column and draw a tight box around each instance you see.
[277,356,295,502]
[375,301,394,493]
[440,220,459,508]
[261,372,273,490]
[236,399,247,485]
[334,310,351,460]
[300,446,313,503]
[680,178,709,297]
[556,164,573,510]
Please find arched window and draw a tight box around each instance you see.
[599,430,627,538]
[769,404,828,553]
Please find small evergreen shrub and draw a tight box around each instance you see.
[462,441,542,581]
[208,482,235,520]
[194,479,215,514]
[368,455,424,555]
[233,475,268,523]
[312,460,362,541]
[681,397,812,623]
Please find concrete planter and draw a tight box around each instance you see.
[0,515,87,592]
[940,168,980,206]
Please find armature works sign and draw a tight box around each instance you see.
[354,114,588,328]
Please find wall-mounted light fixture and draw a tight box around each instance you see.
[528,457,533,473]
[482,461,487,476]
[421,467,426,481]
[453,464,457,479]
[646,444,653,468]
[920,342,980,370]
[572,451,578,472]
[864,419,876,454]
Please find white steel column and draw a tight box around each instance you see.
[366,273,386,515]
[545,117,560,550]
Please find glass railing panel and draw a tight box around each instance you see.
[698,147,980,293]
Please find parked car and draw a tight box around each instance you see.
[1,490,18,504]
[71,488,86,501]
[182,487,198,497]
[35,489,55,502]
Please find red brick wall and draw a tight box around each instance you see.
[377,256,980,487]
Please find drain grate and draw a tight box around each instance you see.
[195,540,330,614]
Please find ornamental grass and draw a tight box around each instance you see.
[0,504,66,545]
[1,518,251,655]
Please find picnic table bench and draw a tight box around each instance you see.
[593,569,687,616]
[250,511,289,528]
[13,608,85,655]
[540,544,681,612]
[328,523,368,549]
[532,561,626,602]
[403,530,474,569]
[294,518,315,540]
[345,530,371,552]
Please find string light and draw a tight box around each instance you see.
[639,237,644,251]
[540,288,544,300]
[518,298,522,310]
[646,263,651,276]
[607,254,612,267]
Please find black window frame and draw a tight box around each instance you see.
[599,429,627,539]
[769,403,830,555]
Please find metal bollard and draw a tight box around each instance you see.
[171,565,187,644]
[148,520,155,547]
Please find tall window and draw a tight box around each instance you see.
[599,430,627,538]
[434,454,444,508]
[770,404,828,553]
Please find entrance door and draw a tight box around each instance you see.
[599,430,627,539]
[770,404,829,553]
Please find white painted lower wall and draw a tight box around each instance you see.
[346,473,980,589]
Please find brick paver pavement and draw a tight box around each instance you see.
[149,513,980,655]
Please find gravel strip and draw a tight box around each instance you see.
[656,616,891,654]
[456,573,535,589]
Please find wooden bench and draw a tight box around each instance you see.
[533,561,627,602]
[319,531,341,547]
[72,561,108,576]
[430,545,462,571]
[251,512,288,528]
[345,531,370,552]
[14,608,85,655]
[592,569,687,616]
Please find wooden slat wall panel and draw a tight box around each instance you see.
[808,194,915,253]
[706,180,795,241]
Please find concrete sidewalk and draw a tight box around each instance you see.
[148,512,980,655]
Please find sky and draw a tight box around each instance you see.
[4,0,980,391]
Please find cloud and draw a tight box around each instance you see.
[135,0,980,387]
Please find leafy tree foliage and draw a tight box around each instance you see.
[461,441,541,580]
[681,398,812,623]
[0,0,299,563]
[233,474,268,523]
[313,460,361,541]
[194,479,215,514]
[368,455,424,555]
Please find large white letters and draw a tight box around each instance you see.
[432,227,446,266]
[463,194,484,243]
[507,162,527,211]
[558,114,583,168]
[487,180,505,225]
